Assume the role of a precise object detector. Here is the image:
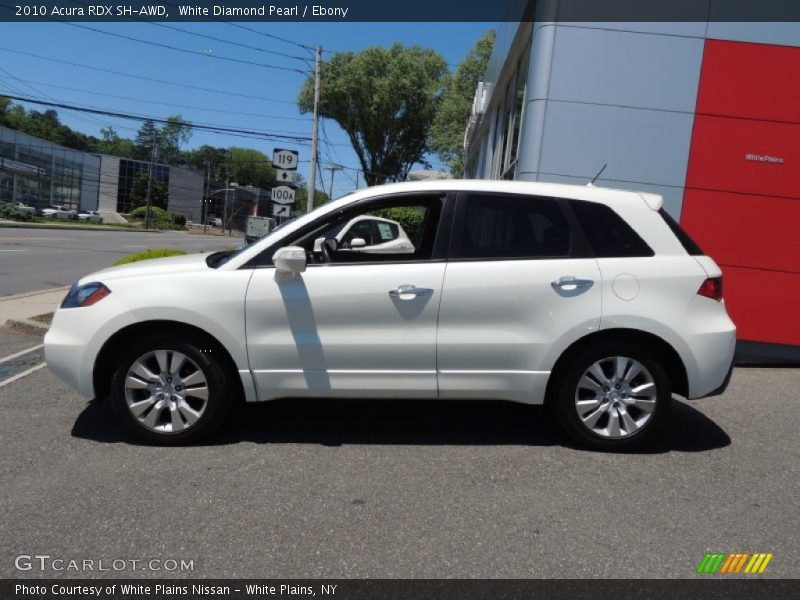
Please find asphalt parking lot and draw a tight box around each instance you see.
[1,324,798,579]
[0,228,236,297]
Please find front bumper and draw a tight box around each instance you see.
[44,294,135,398]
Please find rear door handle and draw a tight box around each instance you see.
[551,276,594,291]
[389,284,434,299]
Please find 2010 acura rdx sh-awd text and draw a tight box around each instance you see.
[44,180,736,450]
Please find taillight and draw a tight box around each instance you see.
[697,277,723,301]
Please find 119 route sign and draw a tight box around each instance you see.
[271,186,296,205]
[272,149,298,171]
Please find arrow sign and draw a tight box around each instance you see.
[273,204,292,217]
[271,186,296,205]
[275,169,293,184]
[272,148,298,170]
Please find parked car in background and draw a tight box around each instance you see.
[13,202,36,215]
[313,215,415,254]
[44,180,736,450]
[78,211,103,223]
[41,205,77,220]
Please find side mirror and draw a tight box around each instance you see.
[273,246,307,274]
[350,237,367,249]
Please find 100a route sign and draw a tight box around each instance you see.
[271,186,296,205]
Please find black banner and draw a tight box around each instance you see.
[3,580,800,600]
[2,0,800,23]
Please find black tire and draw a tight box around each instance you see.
[553,341,671,451]
[108,333,234,445]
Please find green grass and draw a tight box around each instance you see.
[114,248,187,266]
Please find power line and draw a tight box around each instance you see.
[4,78,313,122]
[149,23,313,63]
[224,22,317,52]
[2,91,313,138]
[63,22,309,74]
[0,66,124,132]
[0,47,299,105]
[0,93,313,143]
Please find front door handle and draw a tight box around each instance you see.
[389,284,434,299]
[551,276,594,291]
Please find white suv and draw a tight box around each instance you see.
[45,181,736,450]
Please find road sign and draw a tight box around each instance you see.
[272,149,298,170]
[275,169,293,184]
[273,204,292,217]
[271,186,296,205]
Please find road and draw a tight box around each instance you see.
[0,323,798,579]
[0,228,237,297]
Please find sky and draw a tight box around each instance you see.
[0,21,492,199]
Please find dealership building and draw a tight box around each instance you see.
[1,125,207,222]
[465,5,800,360]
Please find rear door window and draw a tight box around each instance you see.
[453,194,573,260]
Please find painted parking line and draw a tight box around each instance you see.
[0,363,46,388]
[0,344,43,364]
[0,249,27,252]
[0,346,45,385]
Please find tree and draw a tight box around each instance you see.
[298,43,448,186]
[128,172,168,210]
[159,116,193,165]
[430,29,495,177]
[184,145,228,180]
[227,147,275,189]
[293,173,330,214]
[133,116,192,164]
[134,119,159,161]
[97,126,136,158]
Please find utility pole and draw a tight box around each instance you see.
[144,131,158,230]
[325,164,342,200]
[203,161,210,234]
[307,45,322,213]
[223,167,230,237]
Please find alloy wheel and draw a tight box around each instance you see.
[574,356,657,439]
[123,349,209,433]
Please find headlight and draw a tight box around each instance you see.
[60,282,111,308]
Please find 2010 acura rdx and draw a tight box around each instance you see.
[45,180,736,450]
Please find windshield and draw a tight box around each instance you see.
[207,197,352,268]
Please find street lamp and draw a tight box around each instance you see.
[205,187,237,235]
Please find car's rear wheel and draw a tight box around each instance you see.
[109,334,233,444]
[553,342,671,451]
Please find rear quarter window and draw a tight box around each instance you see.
[568,200,654,258]
[658,208,704,256]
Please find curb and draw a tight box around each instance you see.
[0,222,166,233]
[4,319,48,333]
[0,286,70,303]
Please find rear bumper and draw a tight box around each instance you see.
[697,353,734,398]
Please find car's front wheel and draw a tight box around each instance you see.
[108,334,233,444]
[553,342,671,451]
